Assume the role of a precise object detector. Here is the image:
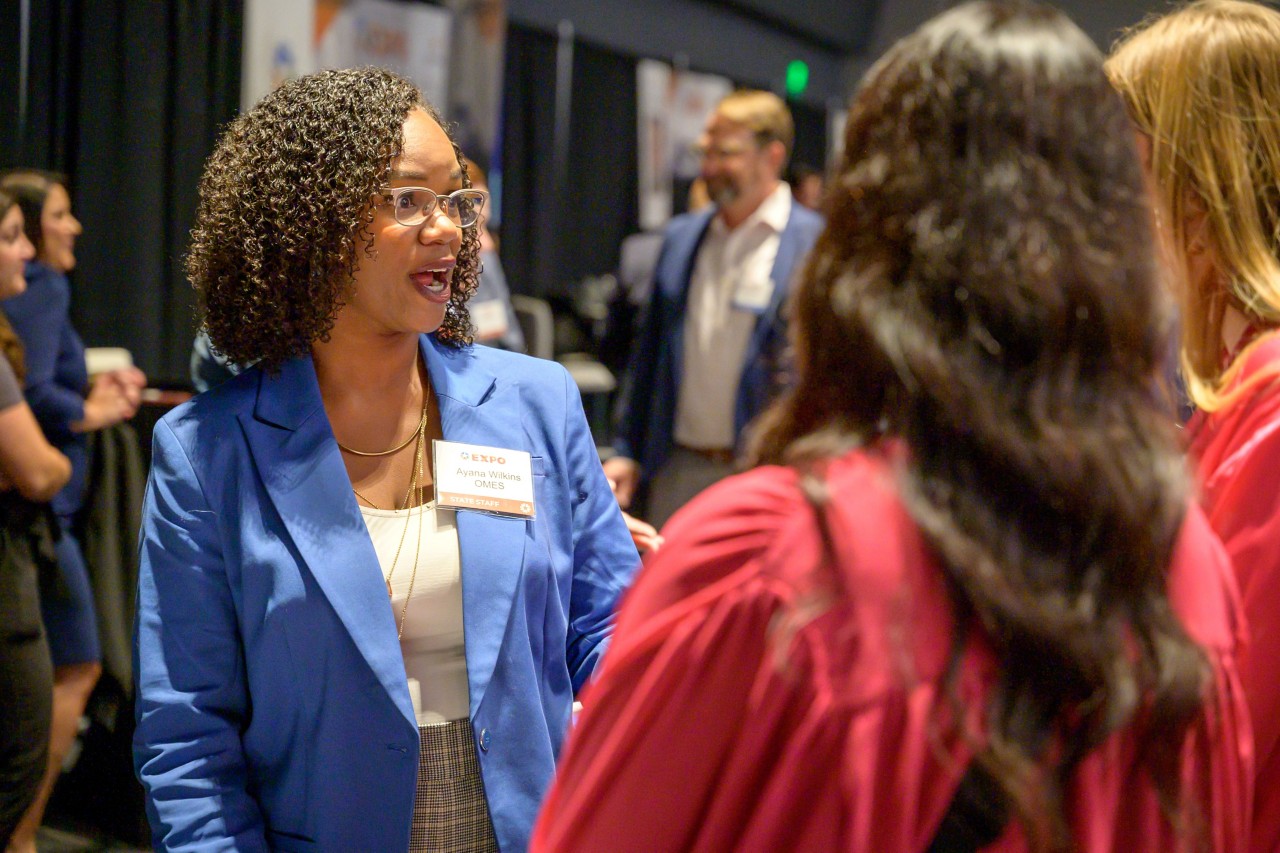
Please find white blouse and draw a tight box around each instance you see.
[359,502,471,725]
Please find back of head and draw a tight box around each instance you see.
[753,2,1205,848]
[0,169,63,255]
[714,89,794,170]
[1106,0,1280,411]
[760,0,1169,452]
[190,67,480,371]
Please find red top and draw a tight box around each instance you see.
[1188,332,1280,852]
[533,450,1251,853]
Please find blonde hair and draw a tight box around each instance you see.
[1106,0,1280,411]
[714,89,794,164]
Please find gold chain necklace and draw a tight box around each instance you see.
[349,381,432,639]
[398,436,427,638]
[387,428,426,639]
[356,426,428,639]
[338,384,432,458]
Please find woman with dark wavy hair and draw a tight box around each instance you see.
[133,68,637,852]
[532,3,1250,851]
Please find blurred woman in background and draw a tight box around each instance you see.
[534,2,1250,851]
[461,158,525,353]
[1107,1,1280,847]
[0,187,67,848]
[0,170,145,852]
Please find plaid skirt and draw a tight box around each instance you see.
[410,719,499,853]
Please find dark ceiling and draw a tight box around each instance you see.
[708,0,884,55]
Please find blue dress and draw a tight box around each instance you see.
[3,260,100,666]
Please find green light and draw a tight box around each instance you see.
[785,60,810,99]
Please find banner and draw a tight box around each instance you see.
[443,0,507,168]
[636,60,732,230]
[316,0,453,110]
[241,0,316,110]
[242,1,504,201]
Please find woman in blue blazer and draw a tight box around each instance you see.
[134,69,639,852]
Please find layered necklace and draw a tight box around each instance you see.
[338,380,432,640]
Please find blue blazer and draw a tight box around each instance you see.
[612,201,824,477]
[134,336,639,852]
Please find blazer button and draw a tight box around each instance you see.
[479,728,492,752]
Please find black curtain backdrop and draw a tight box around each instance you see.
[3,0,242,386]
[562,38,640,294]
[498,24,558,299]
[790,97,828,176]
[500,23,639,300]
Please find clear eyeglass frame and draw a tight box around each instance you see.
[690,142,752,162]
[380,187,488,228]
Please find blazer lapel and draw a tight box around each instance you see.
[238,355,416,727]
[664,209,716,393]
[745,210,806,369]
[422,337,530,715]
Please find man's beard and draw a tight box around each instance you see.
[705,176,740,208]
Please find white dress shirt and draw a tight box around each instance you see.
[674,182,792,450]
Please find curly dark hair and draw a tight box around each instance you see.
[751,2,1207,849]
[189,67,478,370]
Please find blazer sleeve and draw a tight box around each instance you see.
[21,312,86,441]
[133,419,268,852]
[608,310,653,464]
[609,236,673,465]
[532,471,809,853]
[560,366,640,692]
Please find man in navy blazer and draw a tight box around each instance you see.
[605,90,824,527]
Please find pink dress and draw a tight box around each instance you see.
[533,450,1251,852]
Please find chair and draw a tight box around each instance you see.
[511,295,555,361]
[559,353,616,443]
[510,295,616,443]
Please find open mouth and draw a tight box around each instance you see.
[411,260,455,299]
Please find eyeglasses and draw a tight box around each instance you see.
[690,143,752,162]
[380,187,488,228]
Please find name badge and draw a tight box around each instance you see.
[471,299,510,341]
[732,273,775,313]
[433,440,536,519]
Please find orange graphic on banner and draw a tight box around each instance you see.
[316,0,343,43]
